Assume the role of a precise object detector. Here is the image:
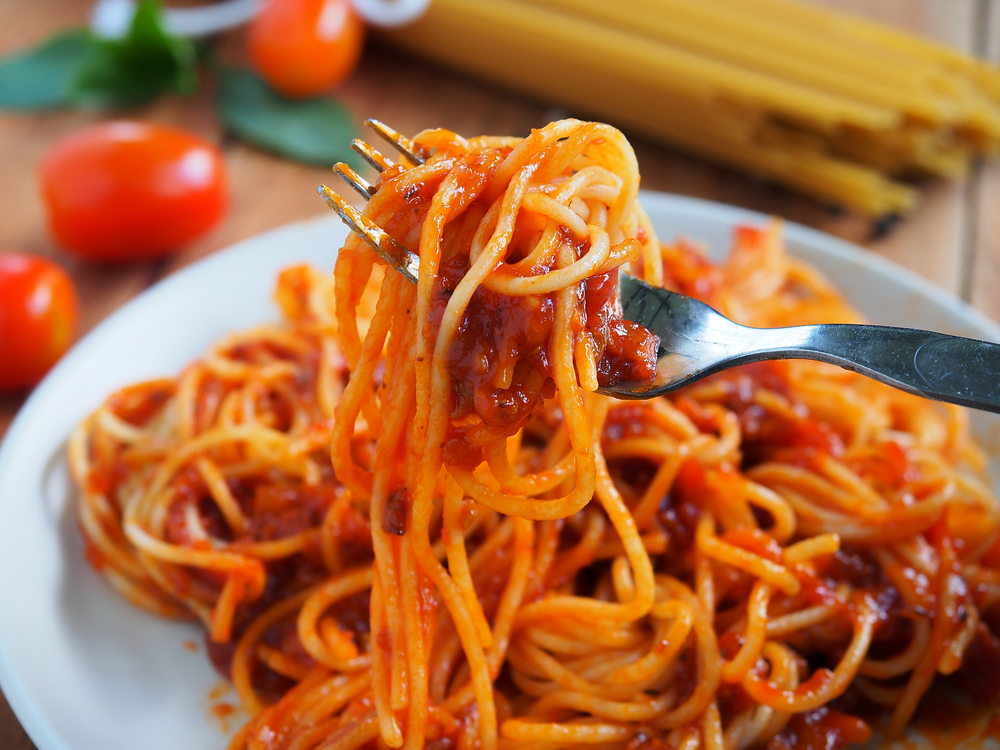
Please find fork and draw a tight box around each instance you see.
[318,120,1000,414]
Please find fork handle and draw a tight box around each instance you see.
[757,324,1000,413]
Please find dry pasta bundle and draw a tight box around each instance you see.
[383,0,1000,217]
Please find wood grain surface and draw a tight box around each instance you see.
[1,0,998,747]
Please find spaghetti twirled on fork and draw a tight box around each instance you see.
[71,121,1000,750]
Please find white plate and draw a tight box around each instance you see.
[2,193,999,750]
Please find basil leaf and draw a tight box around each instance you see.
[73,0,197,109]
[217,68,363,169]
[0,30,93,110]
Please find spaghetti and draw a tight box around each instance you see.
[71,121,1000,750]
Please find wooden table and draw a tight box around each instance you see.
[1,0,999,747]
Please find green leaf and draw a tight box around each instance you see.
[72,0,198,109]
[217,68,363,169]
[0,30,93,110]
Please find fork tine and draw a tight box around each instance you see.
[318,185,421,284]
[351,139,394,172]
[365,119,427,165]
[333,163,376,200]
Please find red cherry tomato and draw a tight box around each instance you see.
[41,121,227,263]
[0,253,79,391]
[248,0,365,99]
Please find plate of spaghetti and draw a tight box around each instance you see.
[2,120,1000,750]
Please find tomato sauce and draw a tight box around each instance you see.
[438,237,658,466]
[767,706,872,750]
[954,622,1000,707]
[247,482,334,542]
[722,528,784,562]
[660,240,725,305]
[657,458,706,558]
[105,381,173,427]
[603,403,656,442]
[624,734,672,750]
[584,267,660,386]
[657,459,707,558]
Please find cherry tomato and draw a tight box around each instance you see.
[248,0,365,98]
[0,253,79,391]
[41,121,227,263]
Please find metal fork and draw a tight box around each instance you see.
[318,120,1000,413]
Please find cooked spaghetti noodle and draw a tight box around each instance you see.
[70,121,1000,750]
